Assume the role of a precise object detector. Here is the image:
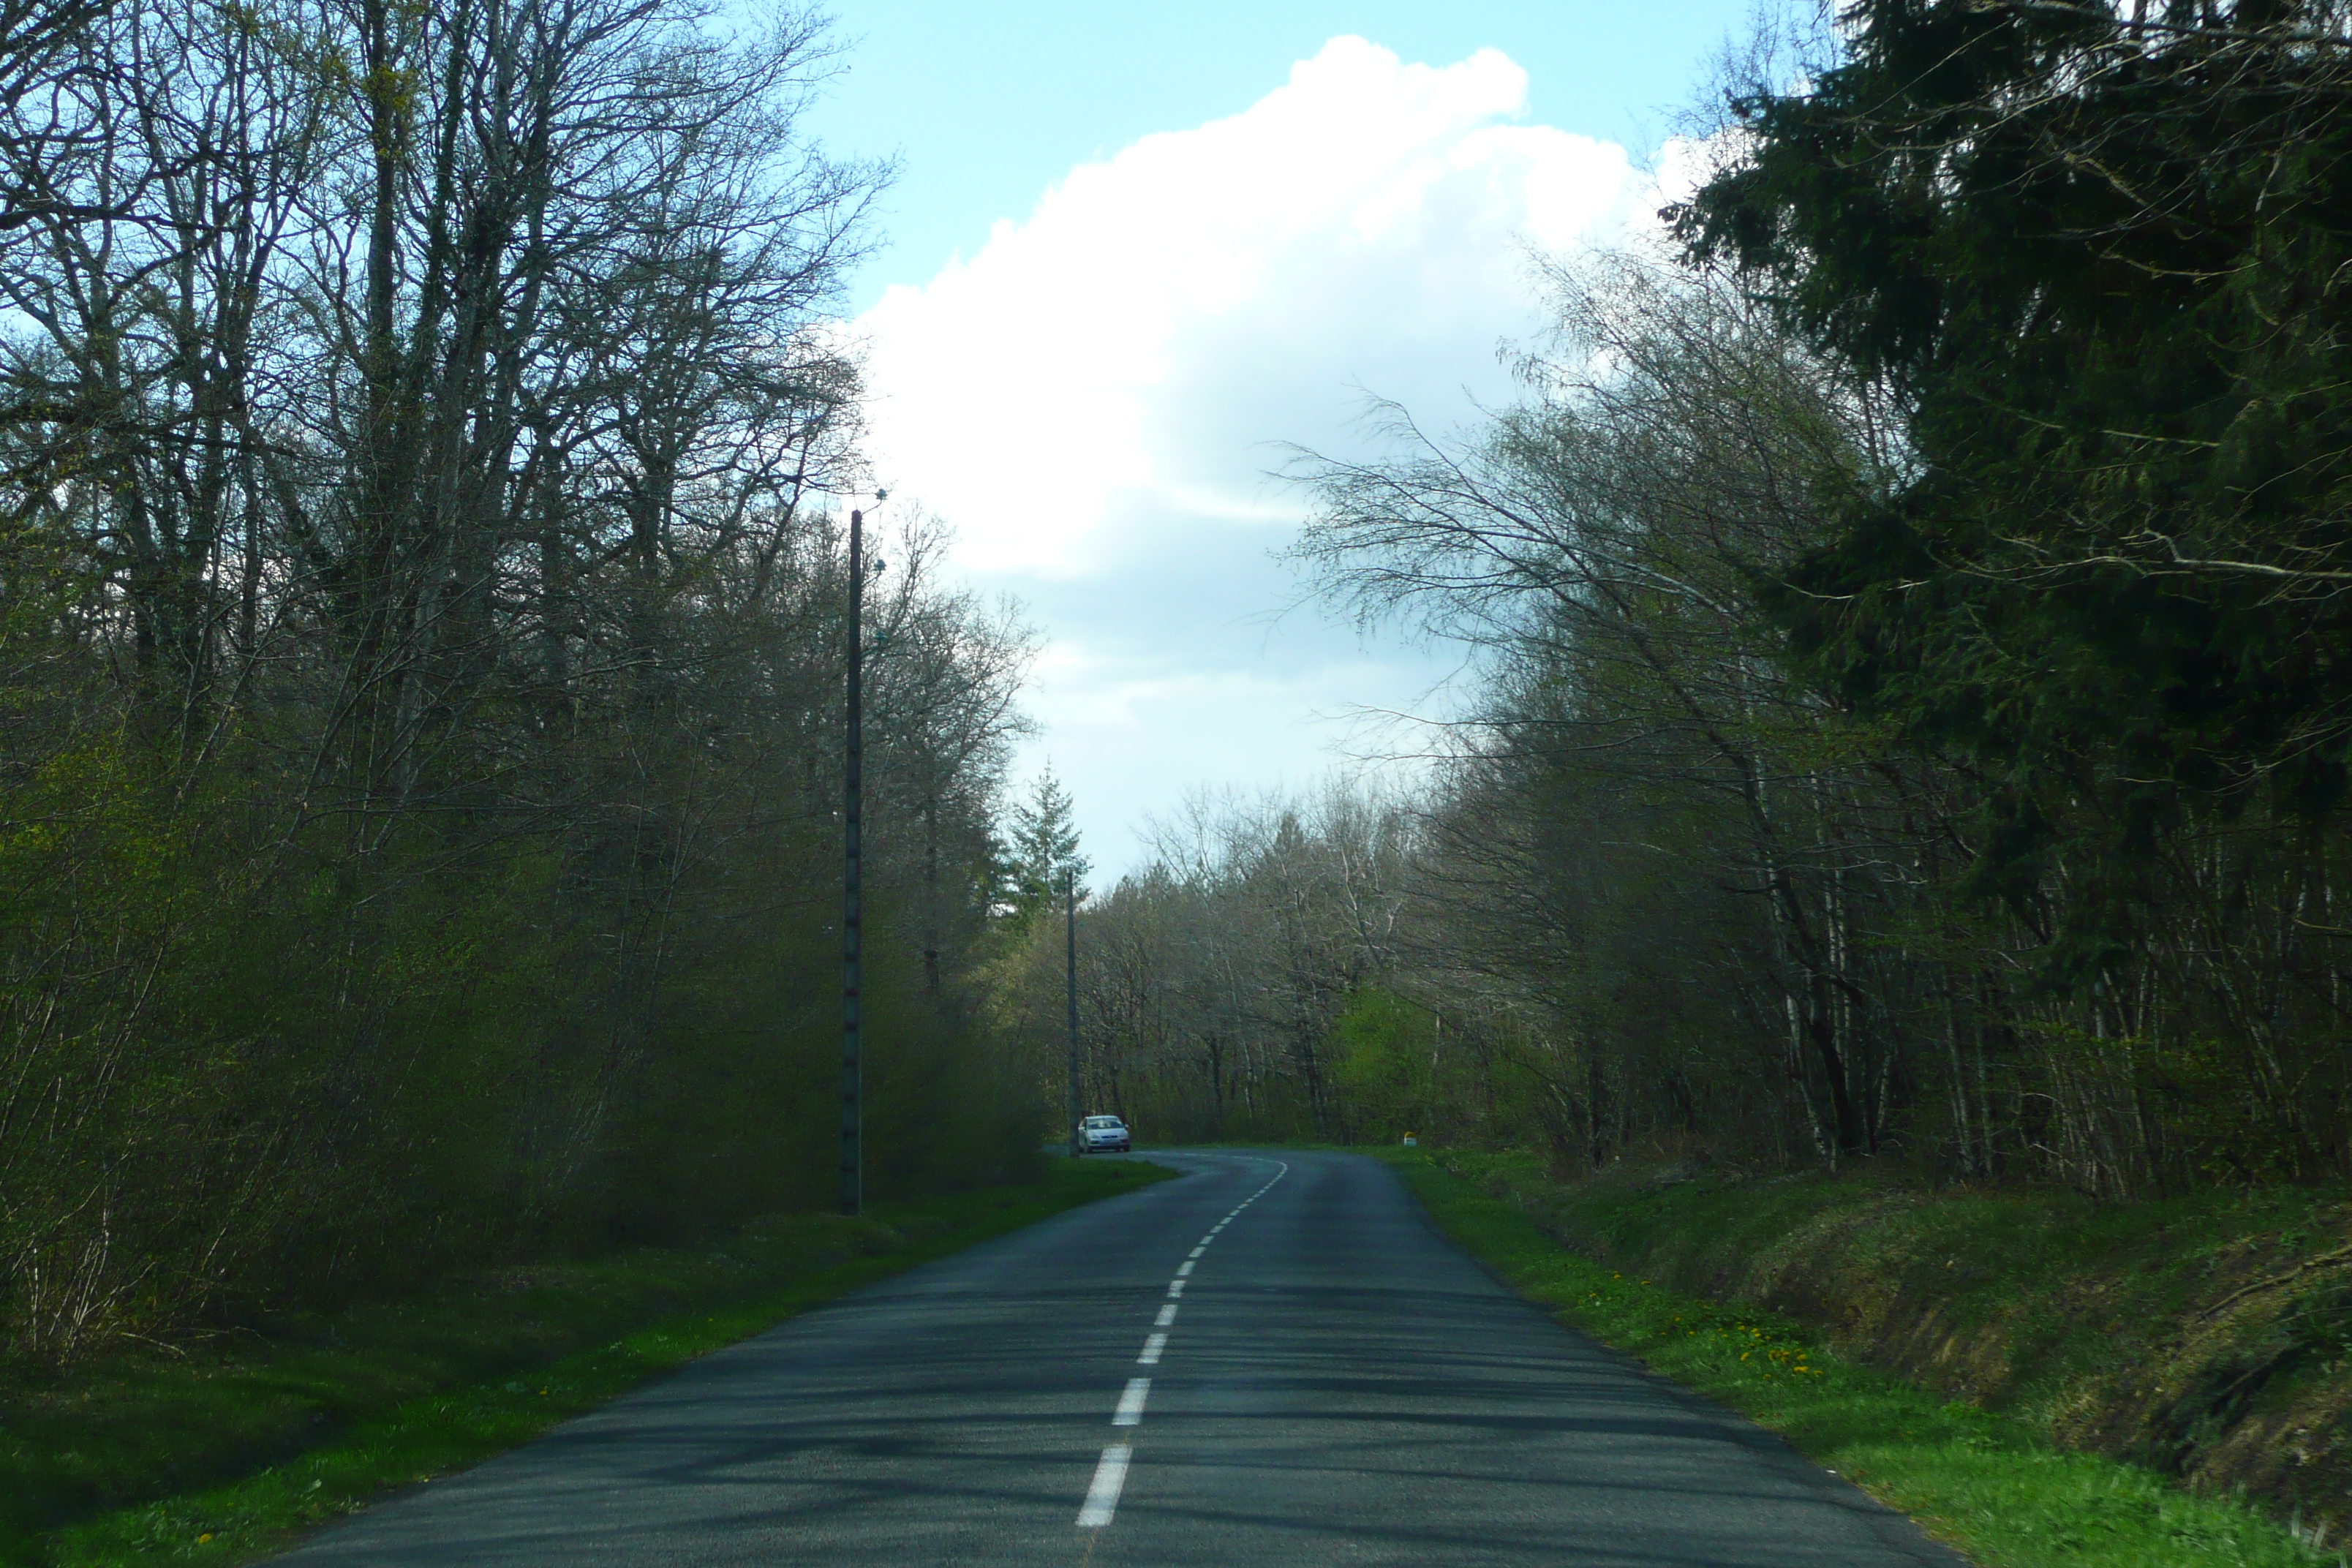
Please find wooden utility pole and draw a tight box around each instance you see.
[840,505,864,1215]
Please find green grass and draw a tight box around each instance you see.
[6,1159,1176,1568]
[1458,1147,2351,1420]
[1433,1147,2352,1530]
[1374,1149,2338,1568]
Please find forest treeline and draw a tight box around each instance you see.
[13,0,2352,1370]
[0,0,1049,1364]
[1003,0,2352,1196]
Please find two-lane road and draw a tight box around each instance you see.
[278,1151,1963,1566]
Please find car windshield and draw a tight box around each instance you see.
[1085,1117,1120,1128]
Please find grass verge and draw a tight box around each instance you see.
[1375,1148,2337,1568]
[9,1158,1175,1568]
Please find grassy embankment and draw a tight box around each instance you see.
[4,1158,1175,1568]
[1377,1147,2345,1568]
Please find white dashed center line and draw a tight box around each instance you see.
[1076,1444,1131,1528]
[1073,1157,1292,1532]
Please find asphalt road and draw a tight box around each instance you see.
[276,1150,1965,1567]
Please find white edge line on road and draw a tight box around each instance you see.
[1076,1444,1131,1528]
[1139,1332,1166,1365]
[1113,1376,1151,1425]
[1156,1303,1177,1327]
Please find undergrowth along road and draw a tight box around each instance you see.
[8,1158,1175,1568]
[1378,1148,2338,1568]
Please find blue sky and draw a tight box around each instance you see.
[799,4,1756,871]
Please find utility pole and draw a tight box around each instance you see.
[1066,868,1081,1158]
[840,505,864,1215]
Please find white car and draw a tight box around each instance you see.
[1078,1115,1131,1153]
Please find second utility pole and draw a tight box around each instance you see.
[1066,868,1080,1158]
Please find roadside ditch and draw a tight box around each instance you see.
[1380,1147,2346,1568]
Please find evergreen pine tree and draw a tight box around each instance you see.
[1678,0,2352,967]
[1004,765,1090,931]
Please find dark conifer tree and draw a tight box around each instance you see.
[1005,765,1090,931]
[1677,0,2352,968]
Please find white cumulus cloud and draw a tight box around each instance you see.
[851,36,1652,862]
[858,35,1640,574]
